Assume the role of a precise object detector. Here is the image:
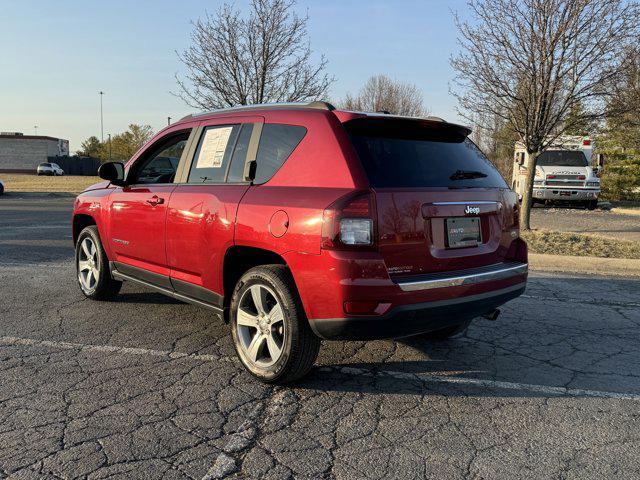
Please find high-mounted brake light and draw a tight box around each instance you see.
[321,191,376,250]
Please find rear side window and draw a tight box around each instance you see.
[226,124,254,183]
[188,125,241,183]
[254,124,306,184]
[347,120,507,189]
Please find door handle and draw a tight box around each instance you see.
[146,195,164,206]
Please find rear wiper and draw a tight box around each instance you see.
[449,169,487,180]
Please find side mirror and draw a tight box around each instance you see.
[243,159,257,182]
[98,162,126,186]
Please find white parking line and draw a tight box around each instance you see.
[7,225,69,229]
[0,335,227,363]
[2,334,639,401]
[522,294,640,308]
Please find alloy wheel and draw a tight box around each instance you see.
[235,284,286,368]
[77,237,99,293]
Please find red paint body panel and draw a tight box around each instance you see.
[375,187,519,275]
[107,185,176,276]
[166,184,249,295]
[72,105,527,339]
[284,249,527,321]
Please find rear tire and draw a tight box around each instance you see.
[586,200,597,210]
[415,319,472,341]
[75,226,122,300]
[230,265,320,384]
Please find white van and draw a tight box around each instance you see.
[512,136,603,209]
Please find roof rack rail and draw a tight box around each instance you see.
[179,100,336,122]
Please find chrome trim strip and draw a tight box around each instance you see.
[431,201,500,206]
[396,263,528,292]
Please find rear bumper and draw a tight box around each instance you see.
[309,282,526,340]
[533,187,599,201]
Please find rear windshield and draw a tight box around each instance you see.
[39,163,51,167]
[537,150,587,167]
[346,119,507,189]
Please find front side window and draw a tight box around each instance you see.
[188,125,241,184]
[132,131,190,184]
[254,124,307,184]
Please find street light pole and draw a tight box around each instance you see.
[99,91,105,143]
[34,125,38,136]
[108,133,112,161]
[167,116,171,126]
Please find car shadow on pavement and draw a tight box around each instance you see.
[303,283,640,398]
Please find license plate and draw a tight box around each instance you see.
[446,217,481,248]
[560,191,571,196]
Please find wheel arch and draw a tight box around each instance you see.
[222,246,291,322]
[72,214,97,245]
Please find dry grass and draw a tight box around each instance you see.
[0,173,100,194]
[611,207,640,216]
[522,229,640,259]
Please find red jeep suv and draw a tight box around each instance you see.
[73,102,527,383]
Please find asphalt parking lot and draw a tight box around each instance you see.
[1,196,640,479]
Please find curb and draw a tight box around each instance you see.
[529,253,640,277]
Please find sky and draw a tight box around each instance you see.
[0,0,469,151]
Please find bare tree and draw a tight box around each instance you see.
[175,0,334,109]
[340,75,427,117]
[451,0,640,229]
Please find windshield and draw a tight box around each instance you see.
[347,120,507,189]
[537,150,587,167]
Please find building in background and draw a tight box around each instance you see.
[0,132,69,172]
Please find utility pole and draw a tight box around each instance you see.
[167,116,171,126]
[99,91,105,142]
[108,133,112,161]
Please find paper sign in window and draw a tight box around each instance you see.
[196,127,233,169]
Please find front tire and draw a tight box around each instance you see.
[230,265,320,384]
[75,226,122,300]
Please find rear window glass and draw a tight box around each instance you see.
[40,163,51,167]
[255,124,306,184]
[537,150,587,167]
[347,120,507,189]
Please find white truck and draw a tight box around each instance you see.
[512,136,604,210]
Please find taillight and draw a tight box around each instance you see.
[578,175,586,180]
[583,139,591,146]
[321,191,376,250]
[546,174,556,179]
[513,201,520,228]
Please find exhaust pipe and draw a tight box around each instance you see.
[481,308,500,321]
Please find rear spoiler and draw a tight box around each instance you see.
[339,115,472,141]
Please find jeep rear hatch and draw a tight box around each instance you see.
[343,117,520,276]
